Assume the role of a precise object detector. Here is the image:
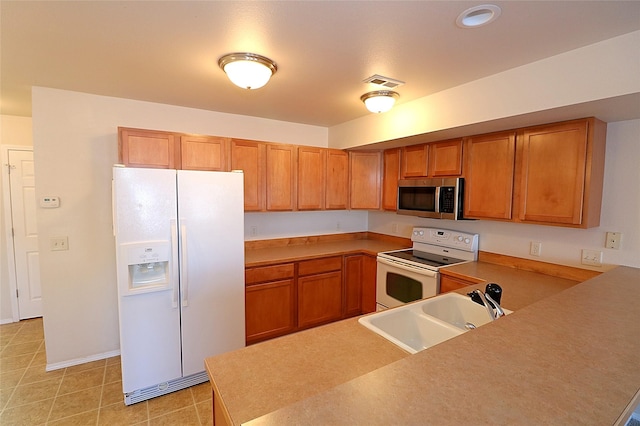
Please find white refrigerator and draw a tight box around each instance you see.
[113,166,245,405]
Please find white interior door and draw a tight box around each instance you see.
[7,149,42,319]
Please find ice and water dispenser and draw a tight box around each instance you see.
[119,241,172,296]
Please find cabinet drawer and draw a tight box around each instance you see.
[298,256,342,276]
[245,263,295,285]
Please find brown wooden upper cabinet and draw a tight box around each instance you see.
[180,135,230,171]
[266,144,297,211]
[463,118,606,228]
[118,127,232,171]
[325,149,349,210]
[231,139,265,212]
[382,148,401,211]
[297,147,326,210]
[464,131,517,220]
[514,118,606,228]
[429,139,463,176]
[349,151,381,210]
[118,127,180,169]
[401,144,429,178]
[296,147,349,211]
[401,139,463,179]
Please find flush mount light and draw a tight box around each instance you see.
[360,91,399,113]
[456,4,501,28]
[218,52,278,90]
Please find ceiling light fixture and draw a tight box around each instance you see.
[218,52,278,90]
[456,4,501,28]
[360,91,399,114]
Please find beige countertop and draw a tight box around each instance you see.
[244,237,409,267]
[239,266,639,425]
[205,258,638,425]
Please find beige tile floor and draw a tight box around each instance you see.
[0,318,213,425]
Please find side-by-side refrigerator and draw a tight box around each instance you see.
[113,166,245,405]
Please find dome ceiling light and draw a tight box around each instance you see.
[218,52,278,90]
[360,90,400,114]
[456,4,502,28]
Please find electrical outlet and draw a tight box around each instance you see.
[391,223,398,233]
[50,236,69,251]
[250,226,257,237]
[530,241,542,256]
[605,232,621,249]
[581,249,603,267]
[336,221,341,231]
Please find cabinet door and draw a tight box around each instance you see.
[349,151,381,210]
[343,255,363,317]
[181,135,230,171]
[118,128,179,169]
[266,144,296,211]
[325,149,349,210]
[297,147,325,210]
[401,144,429,178]
[429,139,463,176]
[439,275,477,294]
[464,131,516,220]
[382,148,401,211]
[517,119,594,226]
[361,255,377,314]
[298,271,343,329]
[231,139,265,211]
[245,279,296,344]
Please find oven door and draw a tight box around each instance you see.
[376,256,439,310]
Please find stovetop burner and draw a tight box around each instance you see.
[383,249,467,268]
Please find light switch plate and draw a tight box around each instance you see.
[50,236,68,251]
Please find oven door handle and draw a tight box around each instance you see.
[377,257,438,277]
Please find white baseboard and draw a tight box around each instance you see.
[46,349,121,371]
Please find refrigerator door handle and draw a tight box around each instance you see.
[170,220,179,309]
[180,222,189,307]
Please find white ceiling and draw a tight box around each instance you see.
[2,1,640,128]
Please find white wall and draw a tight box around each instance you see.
[0,115,34,323]
[368,119,640,270]
[31,87,337,368]
[329,30,640,149]
[245,210,367,240]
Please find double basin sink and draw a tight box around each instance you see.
[358,292,512,354]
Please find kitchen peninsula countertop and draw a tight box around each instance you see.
[205,262,640,425]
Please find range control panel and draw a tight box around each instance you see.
[411,227,478,252]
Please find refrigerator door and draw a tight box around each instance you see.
[113,167,182,393]
[177,170,246,376]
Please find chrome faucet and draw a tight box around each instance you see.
[470,289,505,321]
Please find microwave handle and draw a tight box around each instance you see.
[377,257,438,277]
[435,186,441,213]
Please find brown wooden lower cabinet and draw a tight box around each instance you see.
[298,271,343,329]
[439,274,481,294]
[245,263,296,345]
[344,254,377,317]
[245,253,378,344]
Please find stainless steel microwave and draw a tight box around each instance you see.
[397,177,464,220]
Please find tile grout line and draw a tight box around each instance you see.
[0,322,36,417]
[44,341,65,425]
[94,361,107,426]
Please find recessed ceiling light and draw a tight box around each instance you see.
[456,4,501,28]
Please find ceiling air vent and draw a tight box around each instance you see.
[363,74,405,89]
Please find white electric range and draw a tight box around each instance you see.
[376,227,479,310]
